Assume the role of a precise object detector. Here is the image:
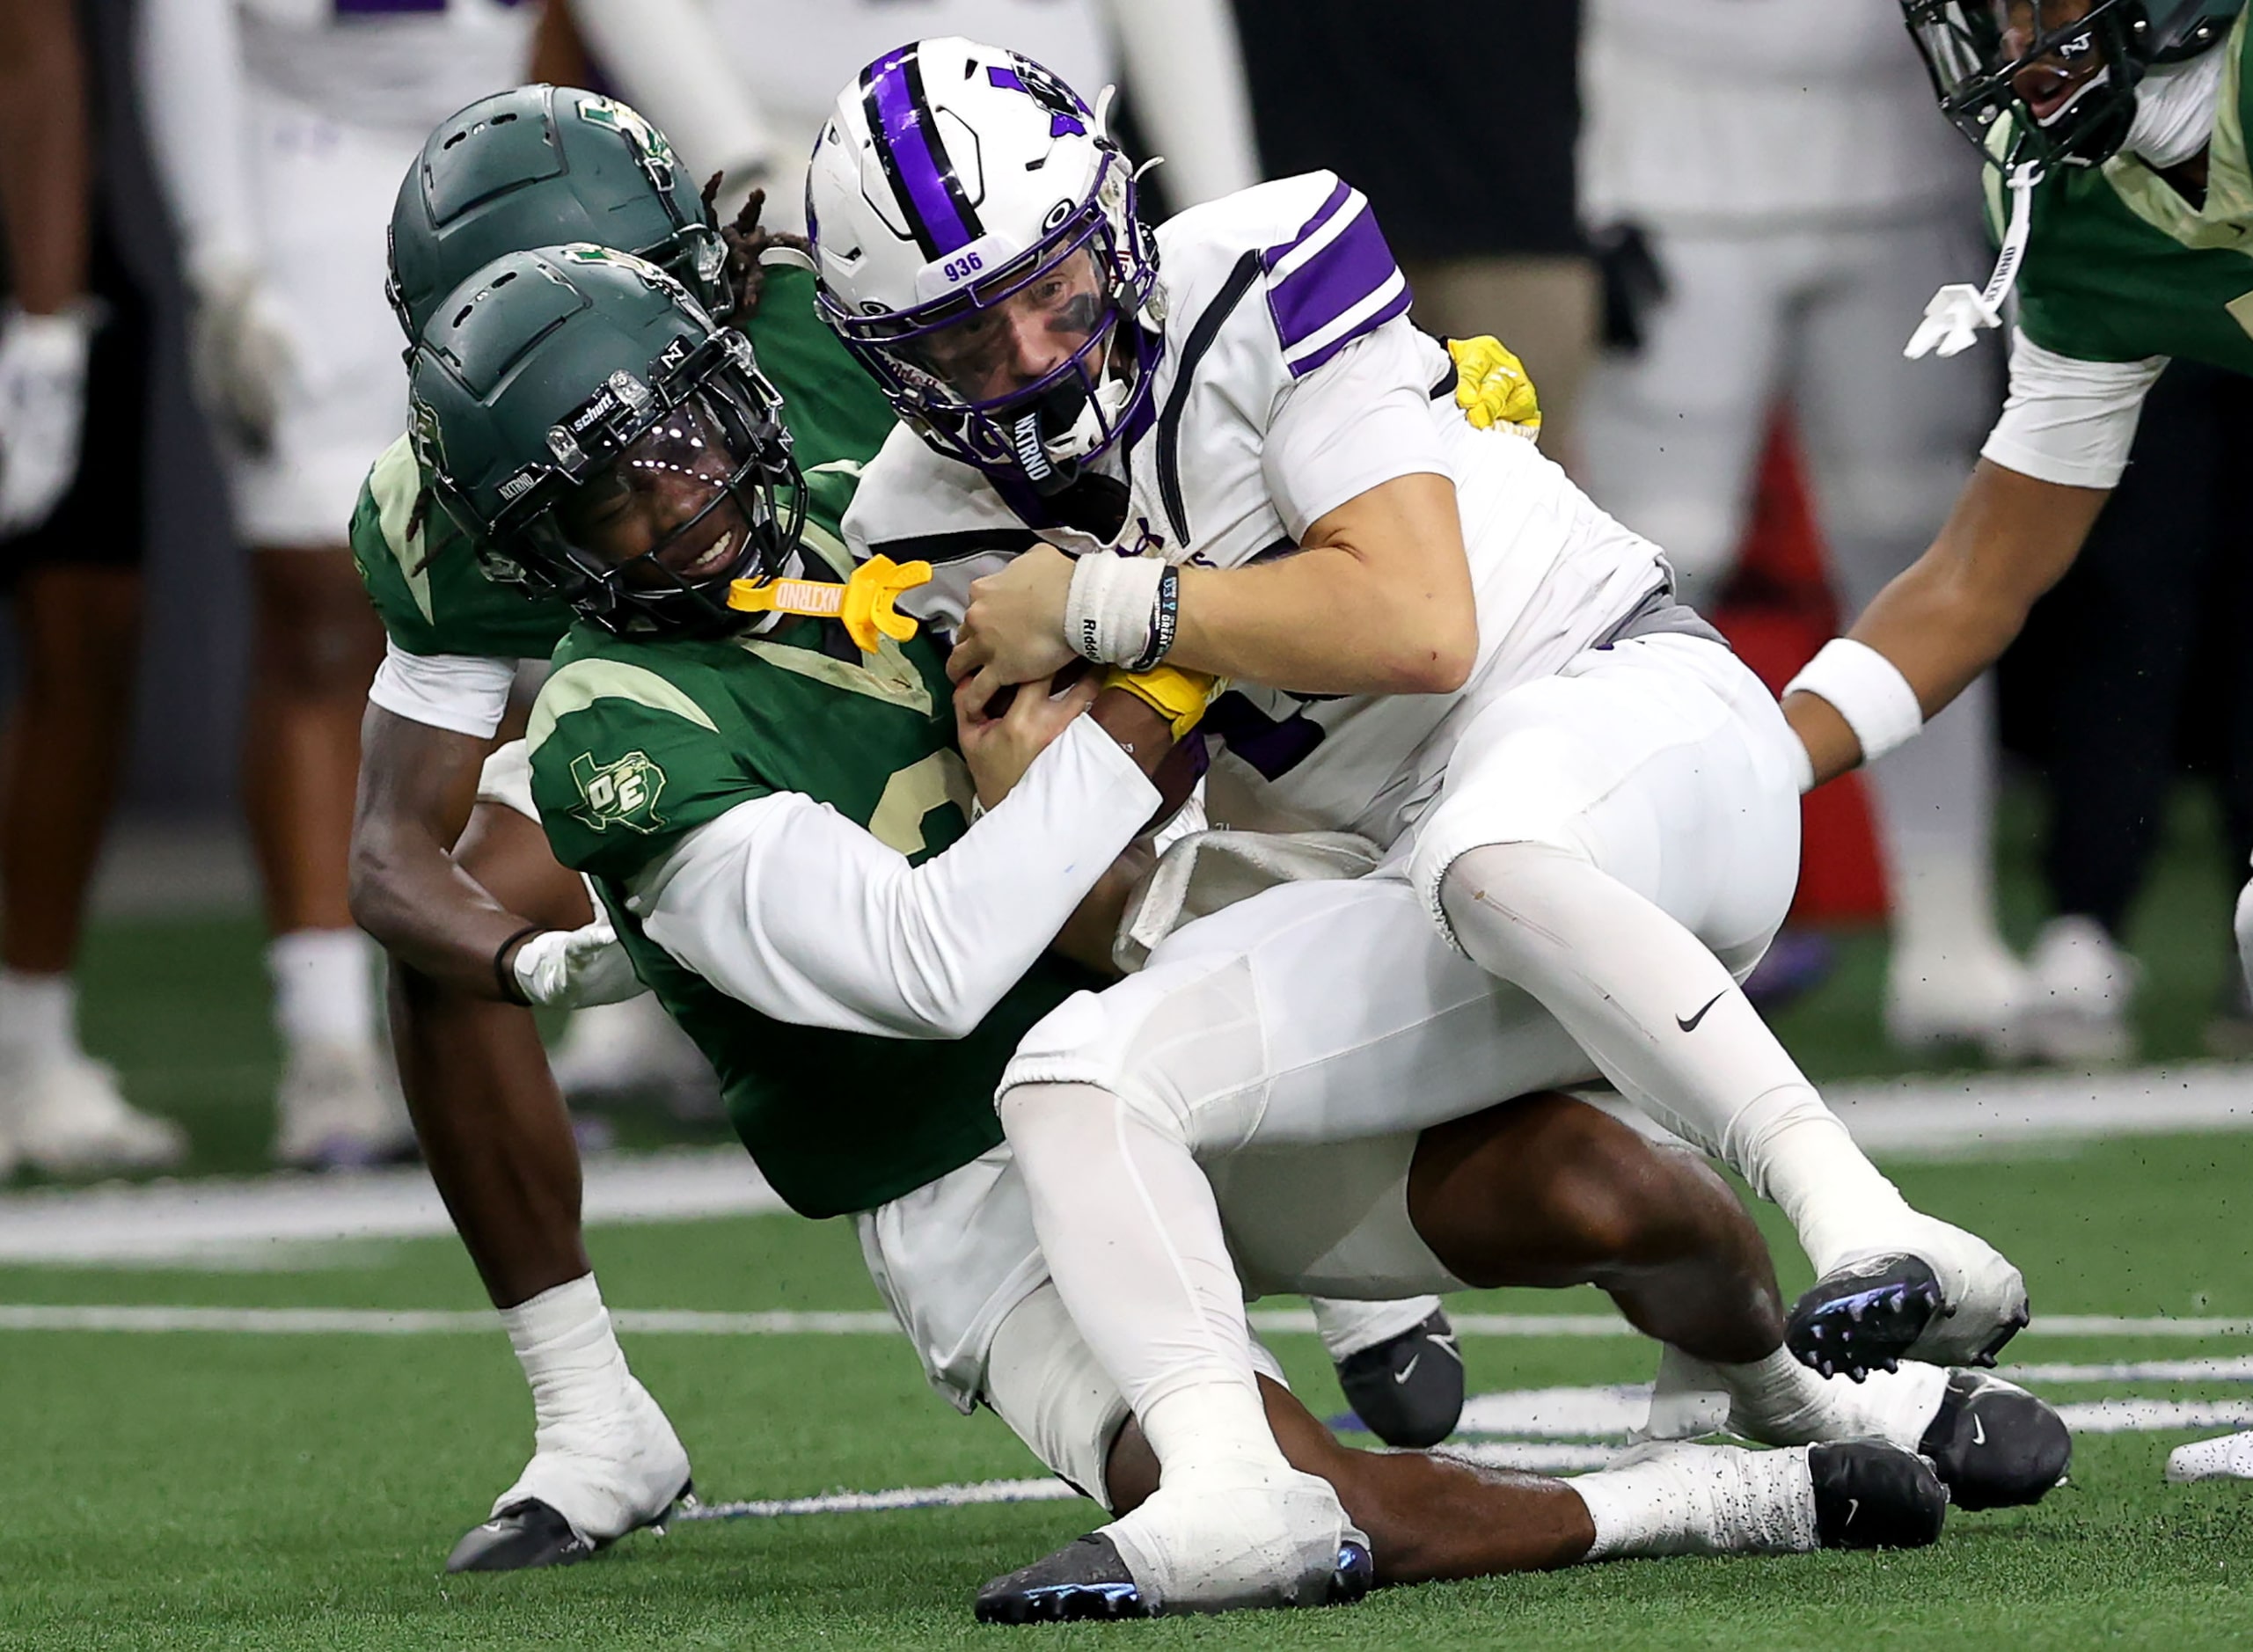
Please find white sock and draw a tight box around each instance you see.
[999,1081,1290,1483]
[1440,844,1916,1277]
[1308,1294,1440,1364]
[1575,1443,1818,1560]
[1649,1344,1948,1451]
[0,969,80,1065]
[267,928,377,1050]
[501,1274,635,1445]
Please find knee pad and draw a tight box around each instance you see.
[1418,833,1591,958]
[998,958,1270,1158]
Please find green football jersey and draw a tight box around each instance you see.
[350,265,895,664]
[527,618,1103,1219]
[1988,10,2253,370]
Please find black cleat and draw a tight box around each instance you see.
[974,1533,1375,1622]
[1335,1309,1465,1449]
[977,1535,1149,1624]
[1808,1441,1949,1551]
[444,1479,692,1574]
[1787,1255,1948,1381]
[1918,1370,2072,1511]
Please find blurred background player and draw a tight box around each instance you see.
[1575,0,2030,1059]
[1233,0,1596,463]
[0,0,186,1174]
[135,0,539,1167]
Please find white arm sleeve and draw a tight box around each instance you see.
[366,641,520,741]
[566,0,778,203]
[136,0,257,279]
[629,717,1158,1040]
[1263,320,1456,538]
[1981,327,2167,490]
[1102,0,1261,207]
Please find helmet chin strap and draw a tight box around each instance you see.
[1904,158,2045,360]
[1009,360,1132,496]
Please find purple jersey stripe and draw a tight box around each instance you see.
[1264,198,1405,362]
[1262,178,1355,267]
[865,48,977,259]
[1287,281,1412,377]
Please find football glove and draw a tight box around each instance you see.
[187,254,296,455]
[0,303,94,537]
[1101,662,1225,740]
[512,915,648,1010]
[1447,334,1540,441]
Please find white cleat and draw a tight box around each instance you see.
[1099,1463,1364,1614]
[2167,1429,2253,1484]
[448,1375,694,1571]
[2020,916,2138,1066]
[0,1053,187,1176]
[273,1039,415,1171]
[1884,937,2033,1062]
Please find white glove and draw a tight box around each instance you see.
[187,254,296,454]
[512,915,649,1010]
[0,304,95,537]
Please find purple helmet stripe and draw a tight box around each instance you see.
[861,45,981,260]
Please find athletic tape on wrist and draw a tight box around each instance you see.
[1066,552,1168,667]
[1783,640,1924,764]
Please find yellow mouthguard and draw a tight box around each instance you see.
[728,554,933,654]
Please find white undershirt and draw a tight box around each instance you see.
[366,640,520,741]
[623,715,1158,1039]
[1981,328,2168,491]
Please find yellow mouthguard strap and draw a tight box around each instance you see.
[1100,663,1225,741]
[1448,334,1541,440]
[728,553,933,654]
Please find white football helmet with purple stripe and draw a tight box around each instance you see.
[806,36,1162,499]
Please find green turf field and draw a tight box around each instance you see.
[7,779,2251,1646]
[5,1133,2253,1650]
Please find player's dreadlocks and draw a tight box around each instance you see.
[704,177,810,322]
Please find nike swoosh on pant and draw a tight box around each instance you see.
[1676,989,1728,1033]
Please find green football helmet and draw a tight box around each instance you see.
[387,84,728,342]
[410,245,803,639]
[1903,0,2242,170]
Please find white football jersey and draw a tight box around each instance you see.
[235,0,536,133]
[845,171,1668,844]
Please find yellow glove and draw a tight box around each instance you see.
[1100,662,1225,740]
[1448,334,1541,441]
[728,553,931,653]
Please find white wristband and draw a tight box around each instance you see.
[1783,639,1925,765]
[1066,552,1167,667]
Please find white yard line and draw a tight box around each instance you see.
[684,1480,1081,1521]
[4,1304,2249,1340]
[0,1061,2246,1265]
[0,1147,784,1265]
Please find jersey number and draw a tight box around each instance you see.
[869,750,976,858]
